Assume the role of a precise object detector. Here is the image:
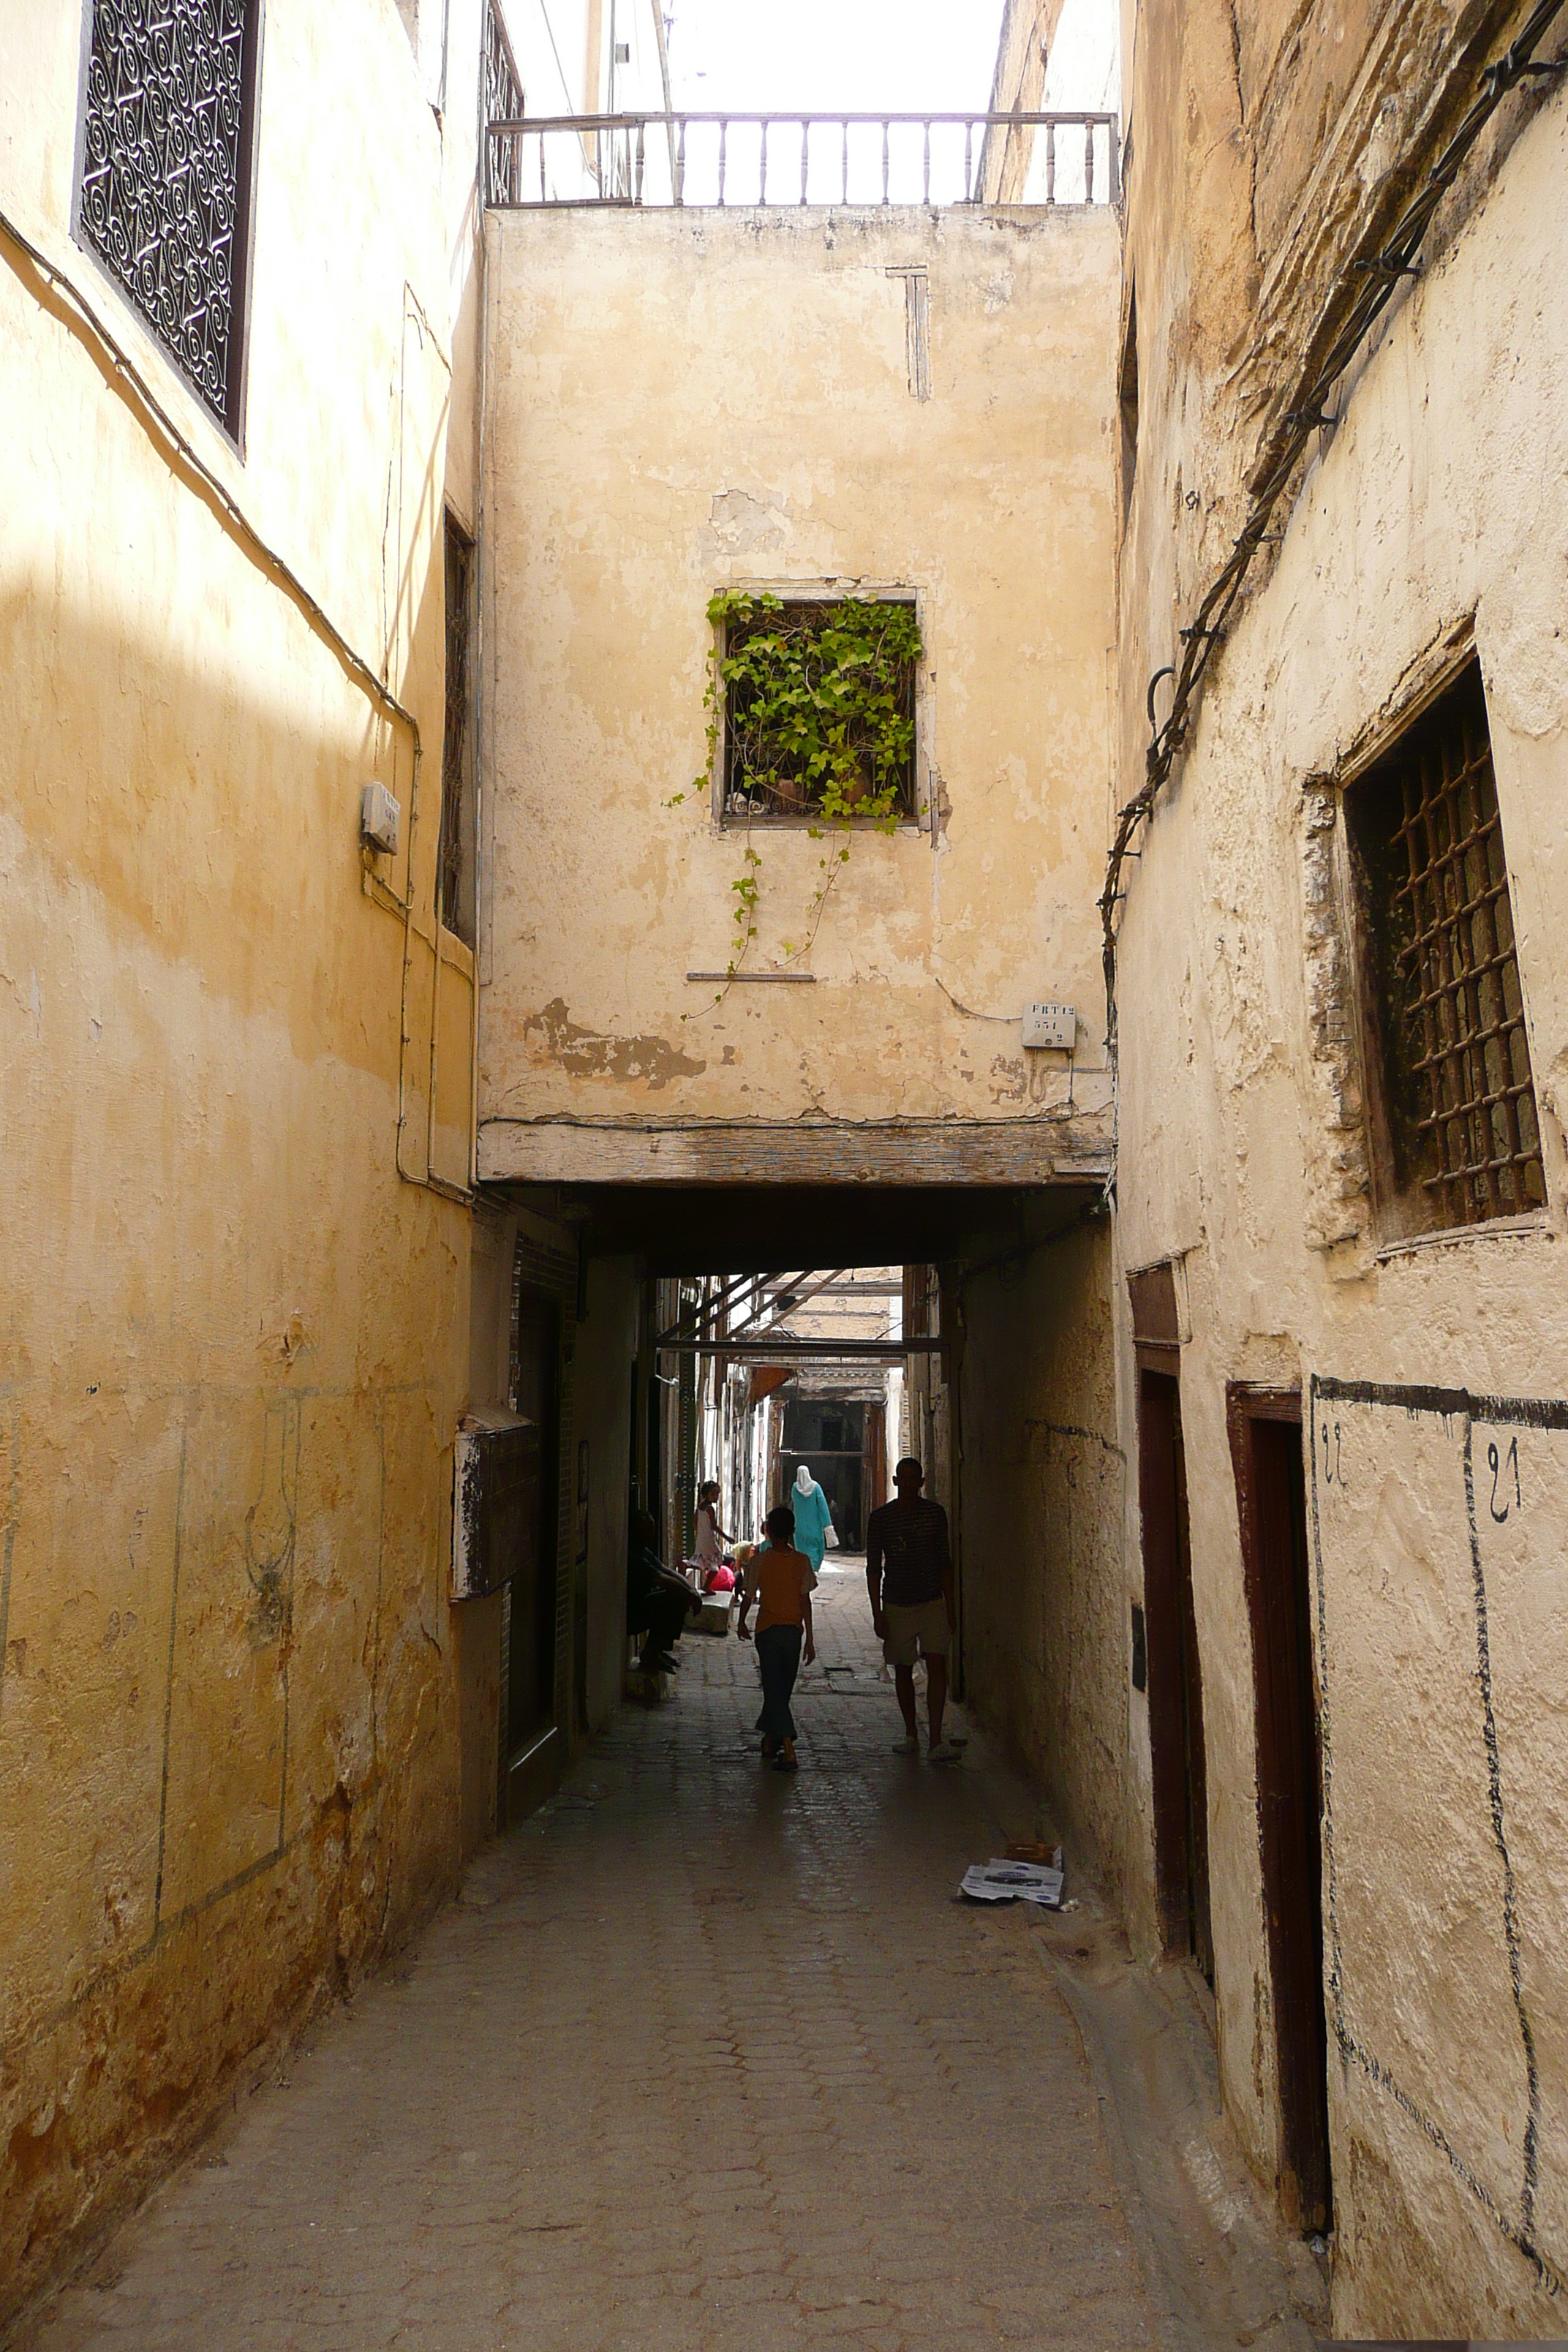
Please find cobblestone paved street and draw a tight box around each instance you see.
[22,1567,1310,2352]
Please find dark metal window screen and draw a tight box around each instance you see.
[78,0,261,435]
[1354,663,1545,1229]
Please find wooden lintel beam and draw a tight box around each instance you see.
[655,1337,941,1358]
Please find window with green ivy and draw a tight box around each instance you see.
[713,592,921,826]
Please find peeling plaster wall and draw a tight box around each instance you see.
[478,203,1119,1181]
[0,0,483,2314]
[1117,1,1568,2329]
[957,1220,1128,1896]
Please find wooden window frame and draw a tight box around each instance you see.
[712,586,928,834]
[1339,656,1546,1241]
[439,510,477,948]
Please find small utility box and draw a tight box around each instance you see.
[1022,1000,1075,1051]
[360,780,401,856]
[451,1408,540,1602]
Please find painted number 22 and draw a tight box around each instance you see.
[1320,1419,1342,1485]
[1488,1436,1522,1523]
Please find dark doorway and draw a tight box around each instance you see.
[506,1286,560,1794]
[780,1396,866,1548]
[1137,1368,1213,1983]
[1228,1390,1332,2234]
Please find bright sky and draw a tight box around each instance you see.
[662,1,1009,114]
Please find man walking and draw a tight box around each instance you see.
[866,1457,958,1762]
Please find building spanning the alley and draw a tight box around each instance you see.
[4,0,1568,2337]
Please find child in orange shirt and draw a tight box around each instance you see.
[736,1504,816,1771]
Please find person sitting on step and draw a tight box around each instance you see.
[627,1509,701,1677]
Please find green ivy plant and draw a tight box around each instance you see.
[668,591,922,1008]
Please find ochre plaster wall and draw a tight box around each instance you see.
[478,203,1119,1185]
[957,1220,1128,1896]
[0,0,483,2312]
[1115,3,1568,2327]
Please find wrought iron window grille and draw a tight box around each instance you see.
[75,0,263,442]
[1348,662,1546,1232]
[717,598,919,829]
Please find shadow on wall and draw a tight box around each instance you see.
[953,1219,1127,1893]
[0,592,466,2321]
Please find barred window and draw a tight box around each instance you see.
[76,0,263,441]
[716,594,921,827]
[1346,660,1545,1235]
[483,1,525,206]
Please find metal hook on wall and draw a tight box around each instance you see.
[1145,663,1176,735]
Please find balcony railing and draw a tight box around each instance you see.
[485,111,1120,212]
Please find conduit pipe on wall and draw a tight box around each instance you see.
[0,204,472,1208]
[1098,0,1568,1166]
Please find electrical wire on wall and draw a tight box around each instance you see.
[1099,0,1568,1129]
[0,202,472,1207]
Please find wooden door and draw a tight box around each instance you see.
[1229,1390,1331,2232]
[1139,1367,1213,1983]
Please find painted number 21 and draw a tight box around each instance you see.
[1319,1420,1341,1485]
[1488,1436,1522,1523]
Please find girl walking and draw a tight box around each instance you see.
[736,1503,816,1771]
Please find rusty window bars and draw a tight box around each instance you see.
[1098,0,1567,1101]
[483,111,1119,211]
[1350,663,1545,1230]
[718,598,920,829]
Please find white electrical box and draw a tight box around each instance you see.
[1022,1000,1076,1051]
[360,780,401,856]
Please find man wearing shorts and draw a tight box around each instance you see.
[866,1457,958,1763]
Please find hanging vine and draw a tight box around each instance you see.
[668,591,921,1008]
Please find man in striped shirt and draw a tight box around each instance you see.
[865,1457,959,1763]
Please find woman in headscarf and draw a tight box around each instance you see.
[788,1462,834,1574]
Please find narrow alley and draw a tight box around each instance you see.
[20,1570,1319,2352]
[10,0,1568,2337]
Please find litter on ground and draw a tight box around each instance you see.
[959,1852,1065,1908]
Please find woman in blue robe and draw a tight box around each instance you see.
[789,1463,835,1572]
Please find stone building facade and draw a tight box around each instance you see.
[1102,0,1568,2331]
